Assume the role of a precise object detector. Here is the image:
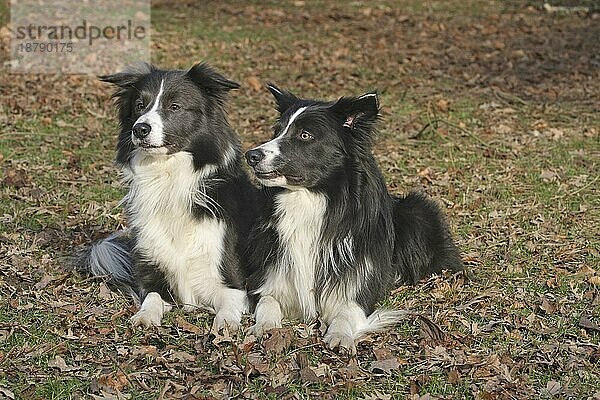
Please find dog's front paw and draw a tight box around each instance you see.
[211,310,242,334]
[130,309,162,328]
[250,295,283,337]
[323,330,356,355]
[249,319,281,337]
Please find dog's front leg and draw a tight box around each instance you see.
[130,292,173,327]
[211,288,248,333]
[249,295,283,337]
[322,301,367,355]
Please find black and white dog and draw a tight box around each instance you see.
[77,62,258,331]
[244,85,463,353]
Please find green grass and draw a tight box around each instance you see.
[1,0,599,398]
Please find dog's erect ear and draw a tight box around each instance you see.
[329,92,379,130]
[187,62,240,94]
[98,62,154,89]
[267,83,299,113]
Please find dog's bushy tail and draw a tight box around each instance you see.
[354,309,412,338]
[74,229,140,303]
[392,192,463,284]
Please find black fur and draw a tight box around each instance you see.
[392,192,463,285]
[99,62,241,169]
[76,63,258,328]
[245,86,462,345]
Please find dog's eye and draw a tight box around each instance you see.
[135,100,144,112]
[170,103,181,111]
[298,131,314,141]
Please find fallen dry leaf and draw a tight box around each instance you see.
[0,387,15,400]
[544,380,562,396]
[579,316,600,332]
[493,124,512,134]
[539,296,556,314]
[263,327,294,354]
[97,370,129,393]
[246,76,263,91]
[360,390,392,400]
[419,316,445,343]
[588,276,600,286]
[175,316,203,335]
[48,355,79,372]
[339,358,363,380]
[436,98,449,112]
[447,368,461,384]
[2,168,31,188]
[35,274,58,290]
[132,345,158,357]
[540,170,557,181]
[299,366,320,383]
[373,347,394,361]
[98,282,113,301]
[170,350,195,362]
[247,352,269,374]
[370,358,400,374]
[295,352,310,369]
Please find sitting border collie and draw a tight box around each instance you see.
[244,85,462,353]
[77,62,258,331]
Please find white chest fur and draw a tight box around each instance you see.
[257,189,327,320]
[123,151,226,310]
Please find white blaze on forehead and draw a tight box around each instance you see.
[250,106,309,189]
[132,79,165,148]
[280,106,308,138]
[254,106,308,161]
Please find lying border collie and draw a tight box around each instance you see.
[244,85,463,353]
[77,63,258,331]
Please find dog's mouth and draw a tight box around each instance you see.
[254,169,303,185]
[133,140,168,151]
[138,144,164,149]
[131,134,168,150]
[254,170,282,180]
[133,142,169,156]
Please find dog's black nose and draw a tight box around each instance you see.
[245,149,265,167]
[132,123,152,139]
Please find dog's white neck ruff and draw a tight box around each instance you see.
[255,188,326,320]
[253,187,371,325]
[122,150,226,309]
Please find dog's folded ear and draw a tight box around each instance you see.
[330,91,380,131]
[267,83,299,113]
[99,62,155,90]
[329,92,380,150]
[187,62,241,94]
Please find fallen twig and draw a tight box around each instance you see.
[414,118,491,148]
